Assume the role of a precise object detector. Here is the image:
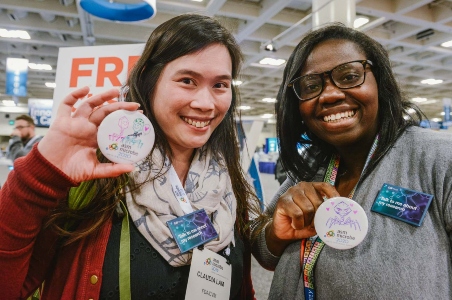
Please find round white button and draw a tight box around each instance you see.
[97,110,155,164]
[314,196,368,250]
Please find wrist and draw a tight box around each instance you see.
[265,220,292,257]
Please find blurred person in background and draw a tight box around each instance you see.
[7,114,43,162]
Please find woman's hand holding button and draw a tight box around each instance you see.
[38,86,140,183]
[265,182,340,256]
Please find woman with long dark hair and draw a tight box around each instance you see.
[0,14,260,299]
[252,23,451,299]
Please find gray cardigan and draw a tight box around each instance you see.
[253,126,452,299]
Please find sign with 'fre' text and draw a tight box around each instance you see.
[52,43,145,122]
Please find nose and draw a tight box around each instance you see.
[190,87,215,111]
[318,77,345,105]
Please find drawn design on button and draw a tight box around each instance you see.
[325,200,362,231]
[98,110,155,164]
[314,197,368,250]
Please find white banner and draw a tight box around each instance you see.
[52,43,145,122]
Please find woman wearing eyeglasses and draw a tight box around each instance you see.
[252,23,452,299]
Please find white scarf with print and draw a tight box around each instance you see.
[126,147,236,267]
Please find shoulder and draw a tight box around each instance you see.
[398,126,452,148]
[390,126,452,165]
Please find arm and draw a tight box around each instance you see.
[251,178,293,270]
[0,87,140,297]
[6,135,26,161]
[252,179,340,270]
[0,147,77,298]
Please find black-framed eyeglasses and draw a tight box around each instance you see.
[287,60,373,101]
[14,125,30,130]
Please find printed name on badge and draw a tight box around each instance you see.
[185,247,231,300]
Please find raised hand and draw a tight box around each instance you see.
[37,86,140,183]
[266,182,340,256]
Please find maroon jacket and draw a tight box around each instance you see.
[0,146,255,299]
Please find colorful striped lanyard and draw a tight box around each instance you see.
[301,135,379,300]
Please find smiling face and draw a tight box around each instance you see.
[152,43,232,156]
[298,39,379,149]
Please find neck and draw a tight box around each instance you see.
[335,134,377,179]
[170,148,196,185]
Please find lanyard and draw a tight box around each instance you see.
[118,163,194,299]
[119,200,131,300]
[167,165,194,214]
[301,135,379,300]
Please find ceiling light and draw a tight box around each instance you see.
[28,63,52,71]
[416,100,437,105]
[432,118,442,122]
[232,80,243,86]
[40,12,57,23]
[440,112,452,115]
[354,16,369,28]
[264,43,276,52]
[416,28,434,40]
[7,10,28,21]
[420,78,443,85]
[441,40,452,48]
[407,108,416,114]
[261,114,273,118]
[411,97,427,103]
[238,106,251,110]
[1,100,16,106]
[45,82,56,88]
[262,98,276,103]
[191,0,203,2]
[259,58,286,66]
[0,28,30,39]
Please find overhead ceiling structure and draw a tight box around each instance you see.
[1,0,452,121]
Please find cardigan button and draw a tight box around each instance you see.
[90,275,99,285]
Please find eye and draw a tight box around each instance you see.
[341,72,360,83]
[300,80,321,94]
[180,77,195,85]
[213,82,229,89]
[305,83,321,92]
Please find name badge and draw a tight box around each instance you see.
[185,247,231,300]
[371,183,433,227]
[167,209,218,253]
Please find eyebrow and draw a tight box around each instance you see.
[174,69,232,81]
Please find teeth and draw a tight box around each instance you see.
[323,110,355,123]
[182,117,211,128]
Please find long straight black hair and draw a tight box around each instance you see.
[49,14,260,243]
